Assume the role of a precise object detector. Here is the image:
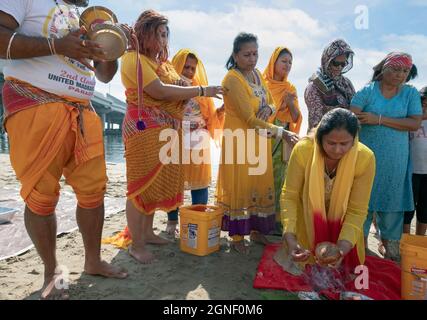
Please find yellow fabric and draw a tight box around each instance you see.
[102,226,132,249]
[120,51,184,215]
[171,49,225,190]
[263,47,302,134]
[6,102,107,215]
[280,138,375,265]
[216,68,278,233]
[221,69,278,134]
[121,51,184,120]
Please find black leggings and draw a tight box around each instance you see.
[404,174,427,224]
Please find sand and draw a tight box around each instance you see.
[0,153,395,300]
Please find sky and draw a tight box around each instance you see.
[90,0,427,134]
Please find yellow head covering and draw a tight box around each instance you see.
[171,49,224,142]
[263,47,302,134]
[305,135,363,267]
[171,49,208,87]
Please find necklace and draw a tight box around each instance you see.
[53,0,80,32]
[325,164,337,178]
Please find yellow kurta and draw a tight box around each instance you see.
[171,49,224,190]
[280,138,376,269]
[216,68,280,236]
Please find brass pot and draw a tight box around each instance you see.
[79,6,128,61]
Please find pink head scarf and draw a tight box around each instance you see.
[383,52,413,70]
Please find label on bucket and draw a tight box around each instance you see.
[208,227,220,248]
[411,279,427,299]
[187,223,198,249]
[411,267,427,275]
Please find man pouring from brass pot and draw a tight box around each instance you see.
[0,0,128,299]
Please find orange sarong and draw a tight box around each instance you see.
[3,79,107,215]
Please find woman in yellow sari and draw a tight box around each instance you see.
[279,108,375,274]
[263,47,302,234]
[167,49,225,234]
[118,10,223,263]
[216,33,299,254]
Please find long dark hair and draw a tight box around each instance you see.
[315,108,360,153]
[226,32,258,70]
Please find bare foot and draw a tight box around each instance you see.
[40,275,70,300]
[231,241,250,255]
[84,260,128,279]
[250,231,271,245]
[145,233,171,245]
[129,245,156,264]
[166,221,178,236]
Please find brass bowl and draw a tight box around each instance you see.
[315,242,341,266]
[87,23,127,61]
[79,6,118,29]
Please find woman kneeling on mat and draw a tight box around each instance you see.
[278,108,375,275]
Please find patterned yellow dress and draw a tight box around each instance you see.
[216,68,279,240]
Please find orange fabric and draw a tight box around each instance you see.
[263,47,302,134]
[172,49,225,190]
[6,102,107,215]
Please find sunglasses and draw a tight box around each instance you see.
[331,60,347,68]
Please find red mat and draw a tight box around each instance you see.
[253,243,401,300]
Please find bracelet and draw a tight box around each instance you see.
[46,38,54,56]
[378,114,382,126]
[277,127,284,139]
[6,32,18,60]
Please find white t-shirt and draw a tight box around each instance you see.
[410,120,427,174]
[0,0,96,100]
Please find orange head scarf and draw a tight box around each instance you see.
[263,47,302,134]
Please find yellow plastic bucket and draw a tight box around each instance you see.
[179,205,223,256]
[400,234,427,300]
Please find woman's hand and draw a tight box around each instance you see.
[282,130,300,147]
[284,233,311,262]
[174,79,191,87]
[281,92,297,111]
[290,245,311,262]
[204,86,224,99]
[356,112,380,125]
[315,242,344,268]
[256,106,273,121]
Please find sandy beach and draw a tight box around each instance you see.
[0,153,388,300]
